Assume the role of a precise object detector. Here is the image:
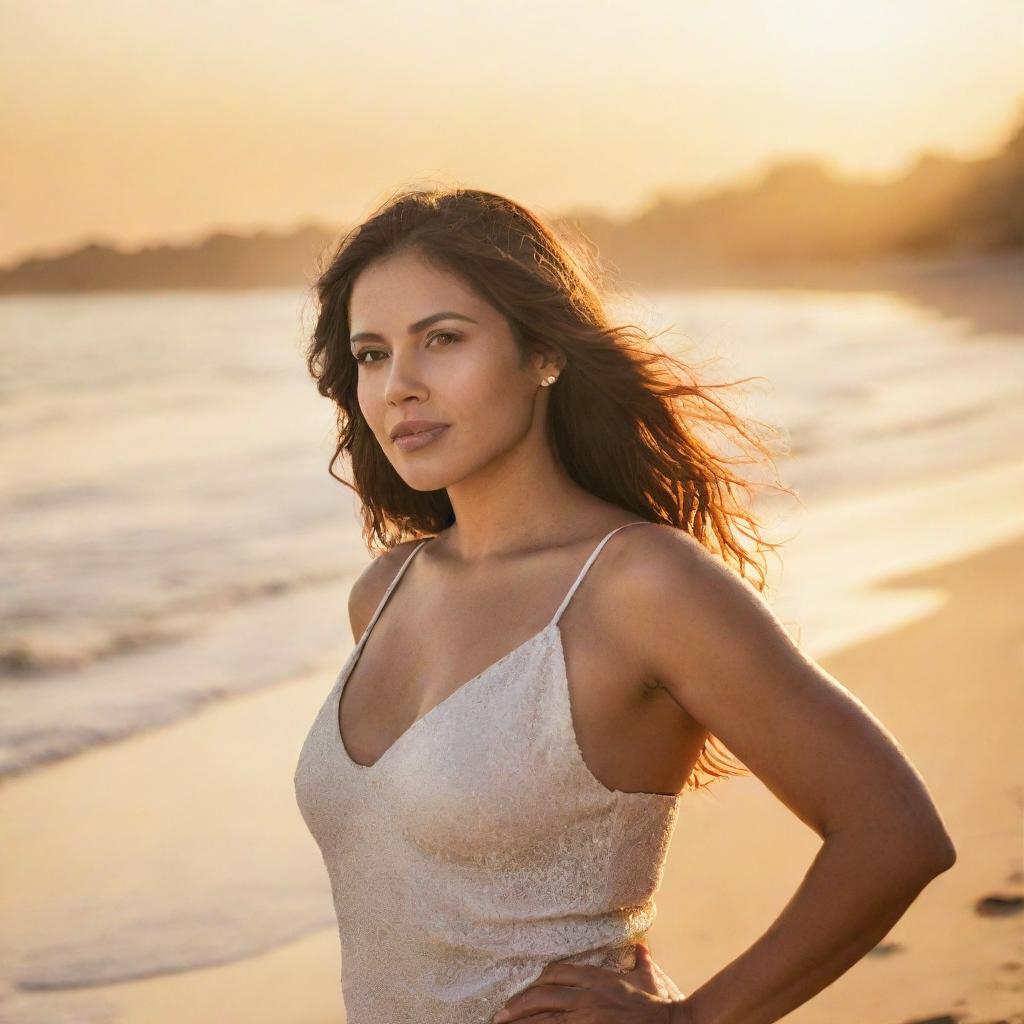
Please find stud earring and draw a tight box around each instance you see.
[540,374,559,387]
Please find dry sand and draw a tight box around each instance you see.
[2,532,1022,1024]
[652,531,1024,1024]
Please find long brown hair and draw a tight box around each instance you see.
[306,185,796,792]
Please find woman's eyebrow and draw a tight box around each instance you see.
[349,311,478,347]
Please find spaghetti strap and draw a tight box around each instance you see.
[354,537,432,652]
[548,520,658,627]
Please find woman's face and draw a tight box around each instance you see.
[348,248,554,492]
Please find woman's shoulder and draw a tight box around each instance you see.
[600,519,709,580]
[597,521,754,635]
[346,536,431,643]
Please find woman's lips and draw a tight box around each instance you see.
[392,424,450,452]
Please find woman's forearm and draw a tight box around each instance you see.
[674,829,955,1024]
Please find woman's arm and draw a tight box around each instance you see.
[616,529,957,1024]
[669,820,952,1024]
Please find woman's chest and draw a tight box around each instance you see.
[342,607,691,795]
[294,632,615,858]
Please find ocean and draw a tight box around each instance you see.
[2,283,1023,780]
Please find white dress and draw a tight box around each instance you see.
[293,521,682,1023]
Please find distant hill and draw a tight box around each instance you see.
[573,111,1023,287]
[0,224,337,295]
[2,108,1021,295]
[898,118,1024,252]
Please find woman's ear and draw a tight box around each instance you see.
[531,349,564,386]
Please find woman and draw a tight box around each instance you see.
[293,187,956,1024]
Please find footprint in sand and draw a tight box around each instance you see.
[974,893,1024,917]
[867,939,904,957]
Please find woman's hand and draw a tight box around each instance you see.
[491,941,690,1022]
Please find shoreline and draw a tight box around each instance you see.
[1,252,1021,341]
[641,250,1024,340]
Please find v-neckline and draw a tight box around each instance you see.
[334,620,561,773]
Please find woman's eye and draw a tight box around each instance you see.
[354,332,459,366]
[428,331,460,347]
[354,349,386,365]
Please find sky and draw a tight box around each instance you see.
[2,0,1022,266]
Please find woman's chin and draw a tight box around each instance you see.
[394,465,458,492]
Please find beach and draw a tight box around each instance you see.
[4,0,1023,1017]
[2,521,1021,1024]
[1,265,1023,1024]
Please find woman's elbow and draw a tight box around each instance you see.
[927,832,957,874]
[892,820,958,880]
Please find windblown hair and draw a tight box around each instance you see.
[306,185,796,792]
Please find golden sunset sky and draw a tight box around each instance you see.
[2,0,1022,266]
